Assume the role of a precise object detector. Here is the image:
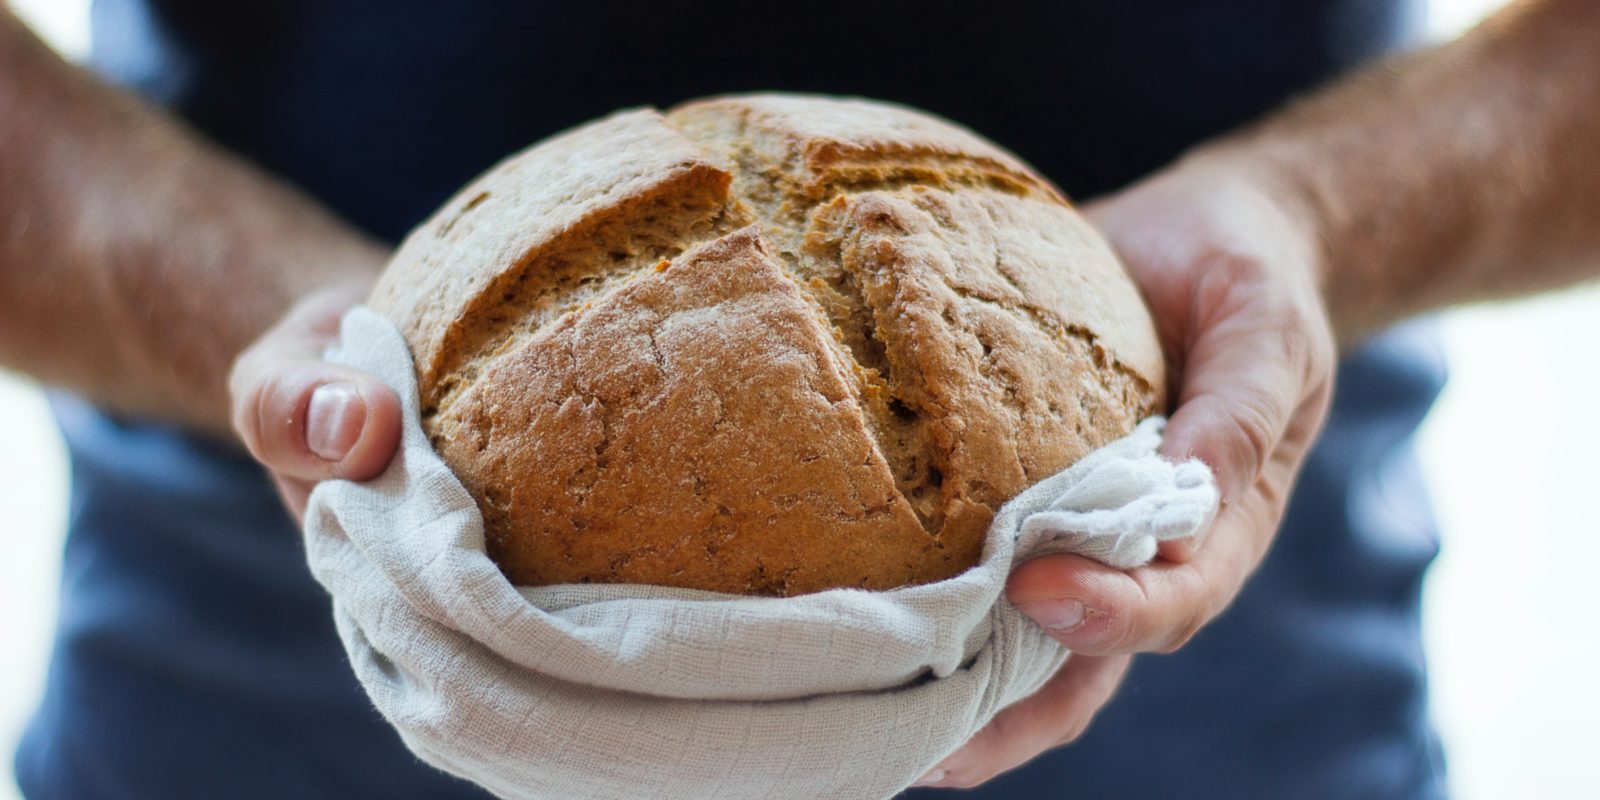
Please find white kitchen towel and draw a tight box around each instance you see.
[303,307,1218,800]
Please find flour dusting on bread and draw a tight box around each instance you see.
[369,94,1164,596]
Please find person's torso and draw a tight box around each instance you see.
[90,0,1421,238]
[18,2,1445,798]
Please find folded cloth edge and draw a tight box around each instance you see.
[303,306,1219,800]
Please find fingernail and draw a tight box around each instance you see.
[1018,599,1087,632]
[307,383,365,462]
[911,769,947,787]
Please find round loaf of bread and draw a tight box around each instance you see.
[369,94,1166,597]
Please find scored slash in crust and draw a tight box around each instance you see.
[369,94,1164,596]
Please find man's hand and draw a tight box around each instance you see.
[229,282,403,519]
[920,0,1600,787]
[915,156,1336,789]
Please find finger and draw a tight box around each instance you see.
[232,356,401,484]
[1161,260,1326,504]
[1008,385,1326,656]
[229,314,401,486]
[913,655,1131,790]
[1008,541,1232,656]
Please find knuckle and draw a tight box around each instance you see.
[1192,255,1268,328]
[1154,569,1219,654]
[1054,712,1093,746]
[977,711,1015,750]
[1110,611,1145,654]
[1271,289,1316,330]
[1220,394,1277,478]
[227,356,268,437]
[1203,253,1271,289]
[233,384,269,458]
[1157,610,1207,654]
[251,369,326,473]
[252,373,298,458]
[1285,306,1336,386]
[227,348,305,458]
[1085,601,1137,654]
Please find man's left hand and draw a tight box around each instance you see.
[916,153,1336,789]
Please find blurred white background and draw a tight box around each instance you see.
[3,0,1595,798]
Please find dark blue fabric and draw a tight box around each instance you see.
[16,1,1445,798]
[80,0,1423,240]
[14,396,487,798]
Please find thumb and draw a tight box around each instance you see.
[229,298,401,484]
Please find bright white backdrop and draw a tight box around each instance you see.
[5,1,1595,798]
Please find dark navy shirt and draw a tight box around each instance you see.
[16,2,1447,797]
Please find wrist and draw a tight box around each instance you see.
[1163,140,1351,340]
[1173,142,1329,285]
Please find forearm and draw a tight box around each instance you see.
[1191,0,1600,343]
[0,11,386,437]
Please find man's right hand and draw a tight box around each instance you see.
[228,282,403,520]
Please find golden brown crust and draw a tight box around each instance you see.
[436,228,938,594]
[372,94,1166,596]
[369,109,744,415]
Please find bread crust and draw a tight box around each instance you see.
[370,94,1165,596]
